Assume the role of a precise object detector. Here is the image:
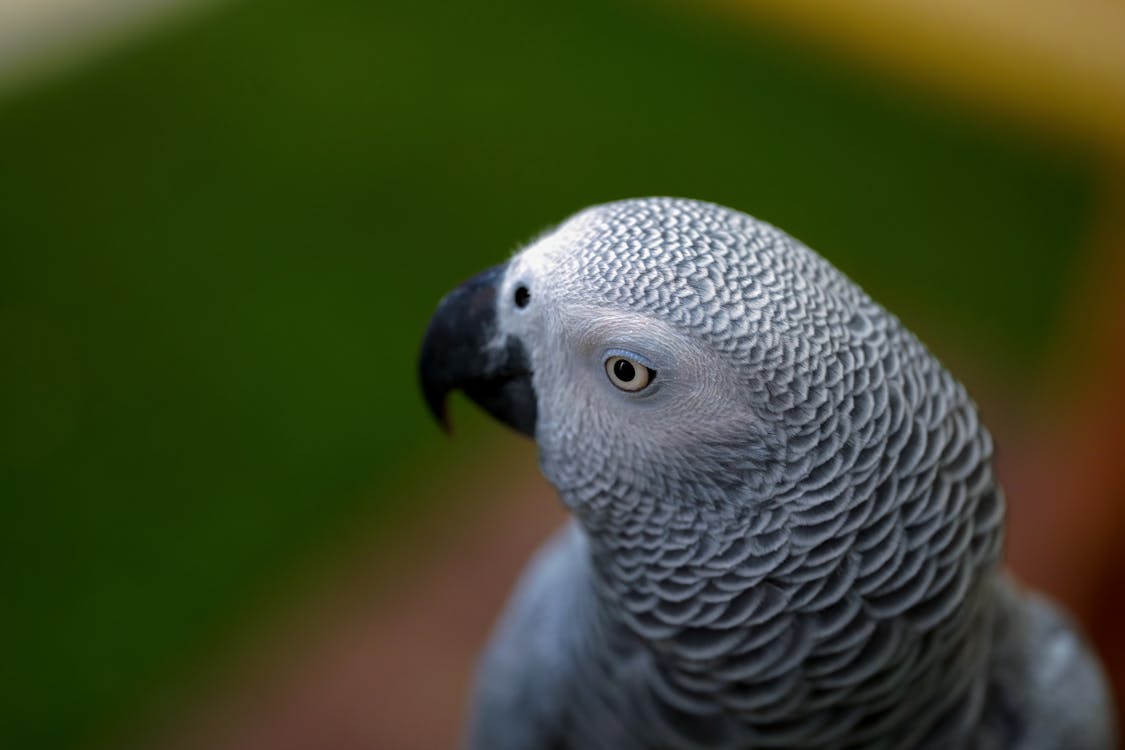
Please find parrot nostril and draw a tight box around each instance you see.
[514,285,531,308]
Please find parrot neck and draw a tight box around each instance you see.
[566,424,1006,747]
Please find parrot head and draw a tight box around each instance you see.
[420,198,919,530]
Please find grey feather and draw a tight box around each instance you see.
[442,198,1115,749]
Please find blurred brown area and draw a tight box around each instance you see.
[141,439,566,750]
[705,0,1125,158]
[1000,170,1125,716]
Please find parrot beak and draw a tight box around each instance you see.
[418,262,537,437]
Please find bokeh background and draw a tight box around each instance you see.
[1,0,1123,748]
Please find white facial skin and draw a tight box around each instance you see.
[495,230,770,514]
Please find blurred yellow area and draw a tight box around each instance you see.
[708,0,1125,158]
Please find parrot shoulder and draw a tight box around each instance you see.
[975,576,1117,750]
[465,521,589,750]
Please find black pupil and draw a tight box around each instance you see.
[613,359,636,382]
[514,286,531,308]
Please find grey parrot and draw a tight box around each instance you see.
[418,198,1116,749]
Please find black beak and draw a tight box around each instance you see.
[418,262,537,437]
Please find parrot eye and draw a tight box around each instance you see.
[605,355,655,392]
[514,285,531,308]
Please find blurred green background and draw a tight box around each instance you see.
[0,0,1111,748]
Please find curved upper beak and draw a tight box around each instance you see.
[418,262,537,437]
